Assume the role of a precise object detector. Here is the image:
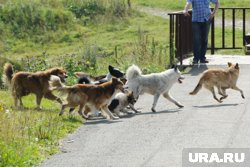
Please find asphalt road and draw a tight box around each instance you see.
[40,64,250,167]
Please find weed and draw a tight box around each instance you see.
[21,52,50,72]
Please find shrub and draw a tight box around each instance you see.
[66,0,106,19]
[0,1,73,38]
[65,0,131,24]
[21,52,50,72]
[58,45,99,85]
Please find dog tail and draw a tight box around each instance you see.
[49,75,71,94]
[126,65,142,80]
[189,79,203,95]
[2,63,14,88]
[78,76,91,84]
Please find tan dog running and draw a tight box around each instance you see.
[50,76,124,120]
[189,62,245,102]
[2,63,67,109]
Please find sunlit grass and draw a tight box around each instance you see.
[134,0,250,10]
[0,90,83,166]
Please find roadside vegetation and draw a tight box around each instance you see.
[0,0,248,166]
[134,0,249,10]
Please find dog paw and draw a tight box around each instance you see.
[112,116,119,120]
[178,105,184,108]
[151,108,156,112]
[175,102,184,108]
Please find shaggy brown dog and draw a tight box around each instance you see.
[2,63,67,109]
[189,62,245,102]
[50,76,124,120]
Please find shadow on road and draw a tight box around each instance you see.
[119,113,137,119]
[188,64,208,76]
[85,118,122,125]
[193,103,239,108]
[137,109,181,115]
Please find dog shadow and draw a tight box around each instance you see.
[188,64,208,76]
[119,113,137,119]
[85,118,122,125]
[138,109,181,116]
[193,103,240,108]
[62,116,83,124]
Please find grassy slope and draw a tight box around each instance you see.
[134,0,249,10]
[2,13,169,74]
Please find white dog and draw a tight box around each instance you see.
[125,65,184,112]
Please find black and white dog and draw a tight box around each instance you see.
[77,65,125,84]
[108,91,140,117]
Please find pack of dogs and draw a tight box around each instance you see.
[1,62,245,120]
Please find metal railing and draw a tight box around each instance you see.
[168,7,250,65]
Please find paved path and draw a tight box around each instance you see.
[41,56,250,167]
[180,54,250,66]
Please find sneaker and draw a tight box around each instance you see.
[200,60,209,63]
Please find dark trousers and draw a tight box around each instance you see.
[192,21,211,62]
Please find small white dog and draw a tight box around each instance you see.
[108,91,139,117]
[125,65,184,112]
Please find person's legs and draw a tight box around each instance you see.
[200,21,211,62]
[192,22,201,63]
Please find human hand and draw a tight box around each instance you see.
[209,13,215,20]
[183,10,190,16]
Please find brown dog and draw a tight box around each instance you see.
[2,63,67,109]
[189,62,245,102]
[50,76,124,120]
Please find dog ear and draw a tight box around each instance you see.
[171,64,178,71]
[227,62,232,67]
[108,65,114,72]
[235,63,239,69]
[112,77,118,83]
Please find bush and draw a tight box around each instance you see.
[21,52,50,72]
[0,1,73,38]
[65,0,131,24]
[58,45,99,85]
[67,0,106,19]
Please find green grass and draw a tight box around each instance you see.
[0,90,83,166]
[2,12,170,77]
[206,26,245,55]
[133,0,250,10]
